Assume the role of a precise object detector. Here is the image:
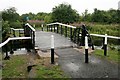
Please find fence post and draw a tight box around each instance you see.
[47,25,48,31]
[70,28,72,41]
[54,24,55,32]
[85,35,89,63]
[81,24,86,46]
[51,35,54,64]
[104,34,107,56]
[41,24,43,31]
[4,44,10,60]
[57,24,59,33]
[77,28,80,45]
[10,41,14,54]
[65,26,67,37]
[13,30,16,37]
[51,25,52,32]
[61,25,62,35]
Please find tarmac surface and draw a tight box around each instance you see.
[56,48,119,78]
[35,31,119,79]
[35,31,74,50]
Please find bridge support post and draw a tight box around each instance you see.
[81,25,86,46]
[10,41,14,54]
[51,25,52,32]
[70,28,72,41]
[85,35,88,63]
[4,45,10,60]
[41,24,43,31]
[65,26,67,37]
[47,25,48,31]
[13,30,16,37]
[104,34,107,56]
[57,24,59,33]
[51,35,54,64]
[54,24,55,32]
[77,28,80,45]
[61,25,62,35]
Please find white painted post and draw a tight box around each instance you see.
[105,34,107,45]
[51,35,54,49]
[85,35,88,63]
[104,34,107,56]
[51,35,54,64]
[41,24,43,31]
[85,36,88,49]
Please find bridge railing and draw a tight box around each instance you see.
[46,22,93,47]
[24,23,35,51]
[47,22,78,42]
[0,23,35,59]
[10,28,24,37]
[47,22,120,56]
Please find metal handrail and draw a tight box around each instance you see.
[47,22,76,28]
[90,34,120,39]
[0,37,31,48]
[25,23,35,32]
[10,28,24,31]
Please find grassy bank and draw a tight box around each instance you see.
[2,54,68,78]
[94,49,119,63]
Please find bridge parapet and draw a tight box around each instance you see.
[0,23,35,60]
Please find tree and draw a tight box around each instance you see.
[51,3,79,24]
[82,9,92,22]
[2,7,20,22]
[44,13,53,23]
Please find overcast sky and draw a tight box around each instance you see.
[0,0,120,15]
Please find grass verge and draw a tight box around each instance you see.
[2,55,28,78]
[2,54,69,78]
[34,58,69,78]
[93,49,119,63]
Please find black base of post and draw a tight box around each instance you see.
[27,49,31,52]
[91,45,94,50]
[42,28,43,31]
[85,49,88,63]
[4,56,10,60]
[10,50,14,54]
[104,44,107,56]
[51,48,54,64]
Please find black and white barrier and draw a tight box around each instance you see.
[104,34,107,56]
[51,35,54,64]
[85,35,89,63]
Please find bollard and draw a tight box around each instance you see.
[104,34,107,56]
[41,24,43,31]
[85,35,88,63]
[51,35,54,64]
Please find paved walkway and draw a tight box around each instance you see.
[56,48,119,78]
[35,31,74,50]
[35,31,119,78]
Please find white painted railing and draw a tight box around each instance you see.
[47,22,76,28]
[25,23,36,31]
[90,34,120,39]
[11,28,24,31]
[0,37,31,48]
